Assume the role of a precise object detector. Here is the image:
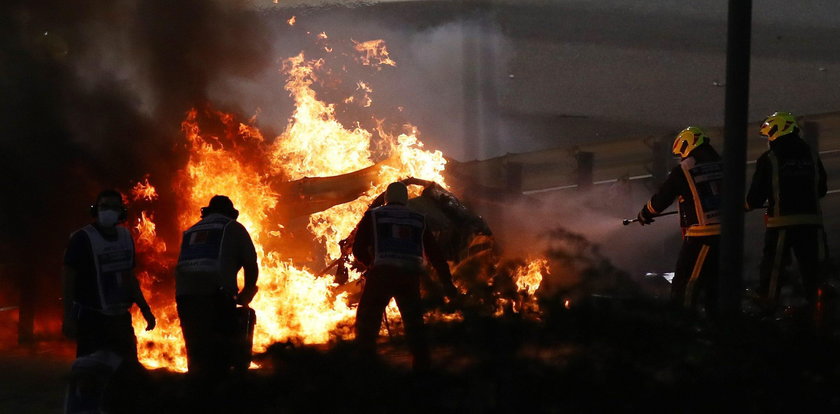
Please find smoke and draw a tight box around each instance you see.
[205,5,513,161]
[0,1,518,336]
[468,181,682,298]
[0,0,270,333]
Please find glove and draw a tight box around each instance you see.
[141,306,156,331]
[637,206,655,226]
[236,285,259,306]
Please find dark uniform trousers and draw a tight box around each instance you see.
[673,236,720,317]
[355,265,430,370]
[76,309,138,362]
[177,292,238,380]
[759,225,827,306]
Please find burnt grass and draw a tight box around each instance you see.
[107,295,840,413]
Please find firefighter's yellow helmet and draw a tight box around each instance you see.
[760,112,798,141]
[672,126,709,158]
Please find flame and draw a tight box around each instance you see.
[129,41,449,371]
[287,16,296,26]
[515,258,549,296]
[344,81,373,108]
[131,176,159,202]
[125,31,551,372]
[353,39,396,69]
[135,211,166,254]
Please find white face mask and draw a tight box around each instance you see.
[97,210,120,227]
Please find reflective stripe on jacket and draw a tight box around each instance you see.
[81,225,134,314]
[370,204,426,270]
[645,144,722,237]
[177,214,232,276]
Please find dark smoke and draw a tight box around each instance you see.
[0,0,272,337]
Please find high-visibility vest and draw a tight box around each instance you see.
[80,225,135,314]
[679,158,723,237]
[177,214,233,276]
[370,204,426,270]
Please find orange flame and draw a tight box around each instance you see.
[353,39,397,69]
[134,211,166,255]
[131,176,159,202]
[130,42,448,371]
[344,81,373,108]
[515,258,549,296]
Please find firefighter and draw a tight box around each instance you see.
[352,182,459,371]
[175,195,258,381]
[637,127,723,318]
[746,112,828,314]
[62,189,156,361]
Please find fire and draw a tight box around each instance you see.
[344,81,373,108]
[129,38,451,371]
[353,39,397,68]
[271,53,373,180]
[134,211,165,255]
[287,16,296,26]
[515,258,549,296]
[131,176,158,202]
[125,33,548,372]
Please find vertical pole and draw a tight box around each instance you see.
[575,151,594,191]
[462,8,480,161]
[650,139,669,187]
[719,0,752,316]
[504,160,523,193]
[479,5,500,159]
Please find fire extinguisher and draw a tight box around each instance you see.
[232,306,256,372]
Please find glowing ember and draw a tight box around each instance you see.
[287,16,296,26]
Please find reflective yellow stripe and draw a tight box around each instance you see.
[684,244,710,307]
[684,225,721,237]
[766,215,823,227]
[768,230,787,301]
[681,163,707,226]
[646,200,658,215]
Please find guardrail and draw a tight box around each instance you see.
[523,148,840,196]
